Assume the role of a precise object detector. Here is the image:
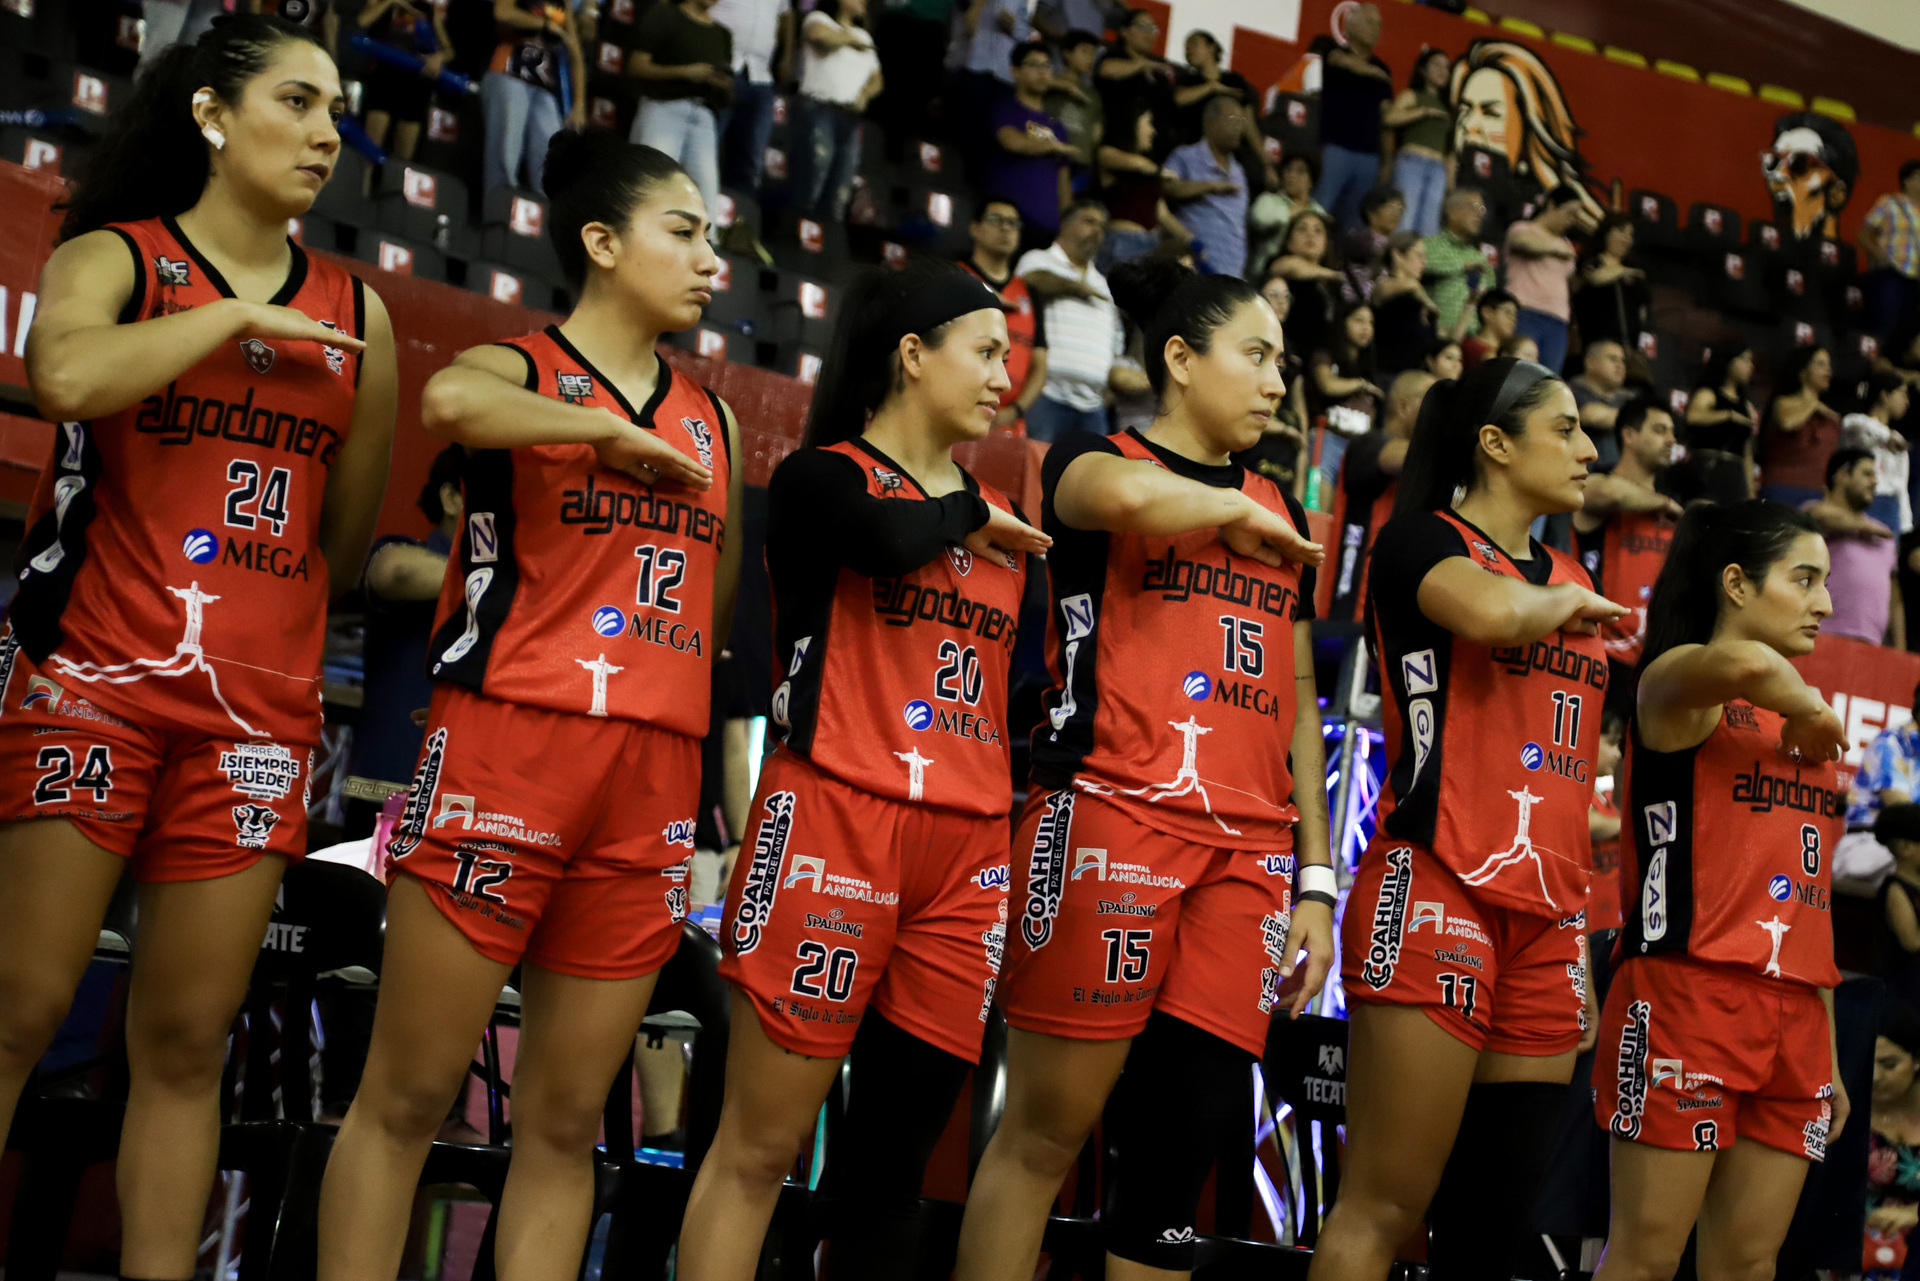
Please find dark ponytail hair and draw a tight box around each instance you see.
[801,257,974,448]
[543,130,690,287]
[1107,254,1264,403]
[1634,499,1820,683]
[1393,356,1563,518]
[61,14,322,241]
[1694,342,1751,394]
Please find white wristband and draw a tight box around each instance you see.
[1297,863,1337,898]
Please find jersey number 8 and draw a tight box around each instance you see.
[1800,824,1820,877]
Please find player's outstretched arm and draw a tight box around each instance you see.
[1417,557,1625,648]
[1636,640,1843,761]
[1053,449,1322,566]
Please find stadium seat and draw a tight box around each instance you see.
[374,159,478,256]
[355,229,448,283]
[890,184,974,251]
[904,136,956,180]
[769,210,857,278]
[1745,217,1786,264]
[663,324,736,363]
[1708,248,1770,318]
[463,258,537,308]
[411,97,485,191]
[480,184,567,283]
[1685,202,1741,254]
[704,252,772,337]
[1259,91,1319,162]
[288,210,343,254]
[45,61,126,133]
[0,126,65,175]
[586,79,640,138]
[310,147,379,227]
[716,185,761,235]
[1627,188,1683,254]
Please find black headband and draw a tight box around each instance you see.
[1483,358,1557,426]
[881,271,1008,352]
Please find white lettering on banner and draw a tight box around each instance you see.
[1793,636,1920,776]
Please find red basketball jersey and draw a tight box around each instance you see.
[1031,430,1316,850]
[768,440,1027,816]
[425,327,730,736]
[11,216,366,746]
[1369,510,1608,916]
[1576,507,1675,667]
[1618,702,1844,987]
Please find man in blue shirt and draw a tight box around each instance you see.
[1851,687,1920,829]
[1164,95,1250,276]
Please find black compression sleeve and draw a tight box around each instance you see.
[769,448,991,580]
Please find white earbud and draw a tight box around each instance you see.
[192,89,224,150]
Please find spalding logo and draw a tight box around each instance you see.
[183,529,218,564]
[592,606,625,637]
[1521,742,1543,771]
[903,699,933,730]
[1183,671,1211,700]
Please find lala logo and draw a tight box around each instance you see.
[240,338,276,374]
[663,818,696,848]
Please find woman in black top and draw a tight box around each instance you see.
[1271,210,1342,367]
[1571,214,1649,348]
[1371,230,1447,375]
[1680,343,1759,505]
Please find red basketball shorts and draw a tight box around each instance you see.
[998,788,1297,1058]
[718,746,1009,1063]
[386,685,699,980]
[0,640,309,880]
[1341,837,1587,1056]
[1594,955,1833,1158]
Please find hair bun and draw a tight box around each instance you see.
[543,129,620,202]
[1107,255,1195,333]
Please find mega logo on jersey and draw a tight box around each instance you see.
[1019,791,1075,949]
[732,790,798,955]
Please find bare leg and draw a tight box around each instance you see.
[635,1036,685,1141]
[317,876,513,1281]
[0,820,125,1166]
[953,1029,1131,1281]
[391,120,422,162]
[1592,1139,1718,1281]
[493,963,659,1281]
[118,855,288,1277]
[1106,1255,1185,1281]
[674,990,845,1281]
[1695,1139,1810,1281]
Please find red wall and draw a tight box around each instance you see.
[1228,0,1920,245]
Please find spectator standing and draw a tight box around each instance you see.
[1425,337,1462,380]
[1862,160,1920,341]
[628,0,733,228]
[1680,343,1760,505]
[988,42,1078,246]
[1571,213,1649,350]
[1875,819,1920,1016]
[1325,368,1431,620]
[1312,2,1391,233]
[1163,96,1249,276]
[1232,274,1312,495]
[1371,231,1452,375]
[1761,344,1841,505]
[358,0,455,165]
[1809,447,1900,645]
[1340,184,1405,302]
[1096,103,1184,274]
[1844,368,1915,535]
[959,197,1051,433]
[1459,286,1517,369]
[483,0,586,197]
[1248,152,1324,284]
[791,0,882,222]
[1571,400,1681,680]
[1568,339,1631,469]
[1501,184,1584,373]
[1094,10,1174,154]
[959,0,1036,165]
[1270,210,1342,365]
[1422,187,1496,340]
[1384,47,1451,235]
[1044,31,1105,188]
[1308,299,1383,498]
[710,0,791,195]
[1017,199,1140,440]
[1172,28,1272,194]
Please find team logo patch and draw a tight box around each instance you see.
[947,546,973,576]
[240,338,276,374]
[680,416,714,468]
[592,606,626,637]
[902,699,933,730]
[154,256,190,285]
[872,466,903,491]
[183,529,218,563]
[1071,848,1107,880]
[1256,909,1293,1014]
[232,803,280,849]
[468,512,499,564]
[662,818,695,848]
[1019,791,1075,949]
[557,372,594,404]
[1158,1228,1196,1244]
[1358,846,1413,990]
[22,675,63,711]
[388,727,448,858]
[783,854,825,890]
[218,742,301,802]
[732,790,797,954]
[1610,998,1652,1139]
[318,320,346,375]
[1183,671,1211,700]
[1262,853,1294,877]
[663,858,690,923]
[433,794,475,828]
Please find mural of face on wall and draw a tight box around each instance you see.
[1762,112,1858,241]
[1448,39,1604,224]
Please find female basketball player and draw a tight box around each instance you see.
[317,131,740,1281]
[954,255,1333,1280]
[1308,357,1625,1281]
[2,18,394,1278]
[1592,500,1848,1281]
[675,259,1050,1281]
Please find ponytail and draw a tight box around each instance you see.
[61,14,323,240]
[1107,254,1263,402]
[1634,498,1819,683]
[1393,356,1562,519]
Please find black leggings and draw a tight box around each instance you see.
[1103,1011,1258,1272]
[1425,1080,1571,1281]
[819,1011,974,1281]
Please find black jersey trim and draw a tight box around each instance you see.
[1617,719,1698,964]
[491,342,540,391]
[702,386,735,470]
[425,448,519,690]
[161,214,310,306]
[10,422,107,664]
[105,227,146,325]
[542,323,664,425]
[854,439,935,500]
[350,275,367,389]
[1122,427,1244,487]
